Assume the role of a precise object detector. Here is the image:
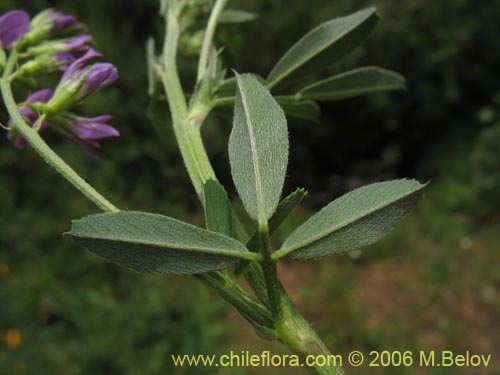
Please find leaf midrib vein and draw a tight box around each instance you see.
[274,186,421,259]
[238,77,266,224]
[268,9,374,88]
[75,233,255,260]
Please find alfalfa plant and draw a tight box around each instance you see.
[0,1,425,373]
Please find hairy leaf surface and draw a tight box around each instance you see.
[70,211,255,275]
[229,74,289,225]
[298,67,405,101]
[203,179,234,237]
[267,7,378,90]
[273,180,426,260]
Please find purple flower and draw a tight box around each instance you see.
[61,35,91,53]
[33,9,79,35]
[46,49,118,113]
[20,9,84,48]
[6,87,119,157]
[26,35,92,57]
[69,114,119,141]
[80,63,119,97]
[0,10,30,48]
[22,88,55,110]
[54,51,75,70]
[62,48,102,79]
[7,89,54,148]
[62,114,119,157]
[16,51,76,78]
[48,11,78,33]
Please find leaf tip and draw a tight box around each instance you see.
[366,6,379,19]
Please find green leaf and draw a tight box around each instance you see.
[266,7,379,90]
[273,179,426,261]
[298,67,406,101]
[247,188,308,252]
[229,73,289,225]
[219,9,258,24]
[70,211,257,275]
[276,97,321,122]
[203,179,234,237]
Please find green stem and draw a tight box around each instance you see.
[161,7,215,198]
[160,5,344,374]
[160,5,275,331]
[213,96,234,108]
[197,0,229,81]
[278,295,345,375]
[258,226,282,319]
[0,50,118,213]
[259,227,344,375]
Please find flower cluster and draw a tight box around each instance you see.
[0,9,119,157]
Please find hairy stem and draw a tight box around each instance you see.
[259,227,344,375]
[161,7,216,197]
[0,50,118,213]
[213,96,235,107]
[197,0,229,81]
[160,4,345,374]
[277,293,345,375]
[159,3,274,330]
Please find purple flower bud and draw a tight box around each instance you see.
[49,49,118,108]
[48,12,78,33]
[26,34,92,57]
[25,88,55,104]
[80,63,119,97]
[7,132,29,149]
[61,48,102,80]
[17,89,54,126]
[55,51,74,62]
[62,35,92,53]
[18,88,54,125]
[0,10,30,48]
[54,51,75,70]
[21,9,83,47]
[45,49,101,112]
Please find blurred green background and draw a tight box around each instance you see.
[1,0,499,374]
